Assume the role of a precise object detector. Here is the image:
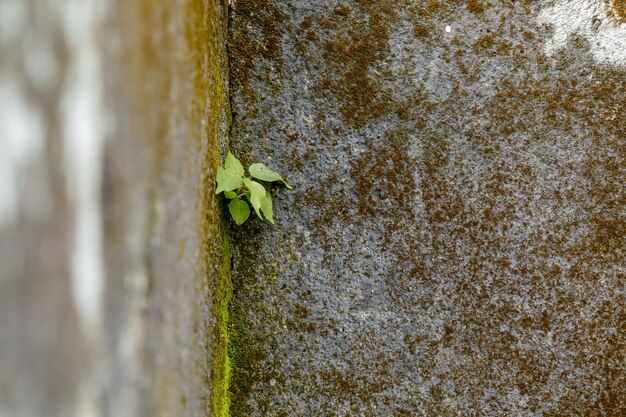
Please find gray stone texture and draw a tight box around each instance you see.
[228,0,625,415]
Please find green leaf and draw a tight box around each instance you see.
[243,178,266,218]
[224,151,244,177]
[260,192,274,224]
[249,163,293,189]
[228,198,250,225]
[215,167,244,194]
[224,191,238,199]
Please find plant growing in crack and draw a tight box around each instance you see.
[215,151,292,225]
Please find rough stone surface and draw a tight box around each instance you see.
[0,1,230,416]
[227,0,625,415]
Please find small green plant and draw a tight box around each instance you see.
[215,151,292,225]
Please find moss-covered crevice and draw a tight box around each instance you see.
[208,228,234,417]
[227,292,269,416]
[184,0,236,416]
[224,218,286,416]
[224,0,296,413]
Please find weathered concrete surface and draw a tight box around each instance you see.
[228,0,625,415]
[0,1,230,416]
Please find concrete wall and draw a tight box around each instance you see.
[0,1,230,416]
[227,0,625,415]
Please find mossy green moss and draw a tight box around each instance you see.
[200,150,235,417]
[226,2,298,410]
[227,295,269,416]
[226,221,285,416]
[185,0,235,416]
[209,230,233,417]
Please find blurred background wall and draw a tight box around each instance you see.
[0,0,230,416]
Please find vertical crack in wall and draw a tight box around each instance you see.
[189,0,235,416]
